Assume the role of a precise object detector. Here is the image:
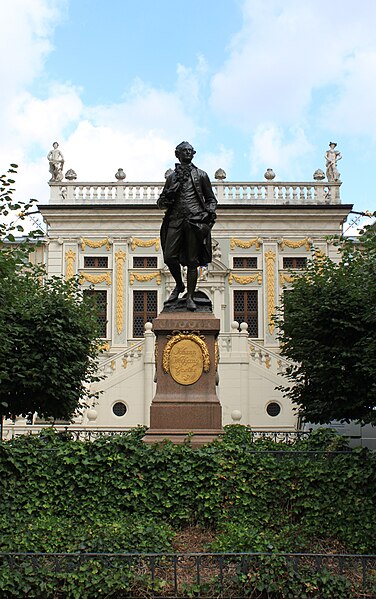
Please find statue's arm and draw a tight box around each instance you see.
[157,177,175,209]
[202,173,218,213]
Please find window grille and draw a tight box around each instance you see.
[133,291,157,337]
[266,402,281,417]
[84,256,108,268]
[234,290,258,337]
[233,256,258,269]
[112,402,127,417]
[83,289,107,337]
[282,257,307,269]
[133,256,158,268]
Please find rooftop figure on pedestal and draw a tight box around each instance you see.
[325,142,342,182]
[47,142,64,182]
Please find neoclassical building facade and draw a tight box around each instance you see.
[5,165,352,437]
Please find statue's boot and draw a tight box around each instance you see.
[167,283,185,303]
[186,296,196,311]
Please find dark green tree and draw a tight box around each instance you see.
[0,165,100,421]
[276,218,376,425]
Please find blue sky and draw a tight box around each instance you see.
[1,0,376,232]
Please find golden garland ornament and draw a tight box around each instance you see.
[230,237,262,251]
[279,238,312,251]
[79,272,112,285]
[228,273,262,285]
[280,273,295,285]
[131,237,160,251]
[130,272,161,285]
[80,237,111,251]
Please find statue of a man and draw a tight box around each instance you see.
[47,142,64,182]
[157,141,217,311]
[325,142,342,182]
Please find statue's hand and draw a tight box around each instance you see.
[206,209,217,226]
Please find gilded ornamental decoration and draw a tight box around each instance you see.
[163,332,210,386]
[279,237,311,251]
[228,273,262,285]
[65,249,76,280]
[80,237,111,251]
[265,249,276,334]
[131,237,160,251]
[280,273,295,285]
[79,272,112,285]
[115,250,126,334]
[230,237,262,251]
[130,272,161,285]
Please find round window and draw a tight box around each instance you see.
[266,402,281,417]
[112,402,127,417]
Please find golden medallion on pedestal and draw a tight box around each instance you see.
[163,332,210,386]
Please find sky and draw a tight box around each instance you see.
[1,0,376,233]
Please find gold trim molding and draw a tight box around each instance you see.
[79,272,112,285]
[130,272,161,285]
[279,237,311,251]
[65,249,76,280]
[163,332,210,375]
[265,250,276,334]
[131,237,160,251]
[230,237,262,251]
[229,273,262,285]
[81,237,111,251]
[115,250,126,334]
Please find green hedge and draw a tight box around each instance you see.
[1,426,375,553]
[0,426,375,597]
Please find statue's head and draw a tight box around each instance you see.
[329,142,337,148]
[175,141,196,164]
[53,142,59,148]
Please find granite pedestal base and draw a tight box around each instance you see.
[144,311,222,446]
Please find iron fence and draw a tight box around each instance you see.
[1,552,375,598]
[3,426,312,443]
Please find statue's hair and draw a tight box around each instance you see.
[175,141,196,154]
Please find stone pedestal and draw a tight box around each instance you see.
[144,311,222,445]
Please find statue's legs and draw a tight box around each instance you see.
[186,267,197,311]
[165,258,185,302]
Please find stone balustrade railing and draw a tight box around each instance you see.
[49,180,341,205]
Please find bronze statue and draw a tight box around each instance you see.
[157,142,217,311]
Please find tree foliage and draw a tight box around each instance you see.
[276,218,376,425]
[0,165,100,420]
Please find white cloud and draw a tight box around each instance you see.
[63,121,174,181]
[0,0,66,95]
[319,50,376,137]
[209,0,376,135]
[248,124,313,180]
